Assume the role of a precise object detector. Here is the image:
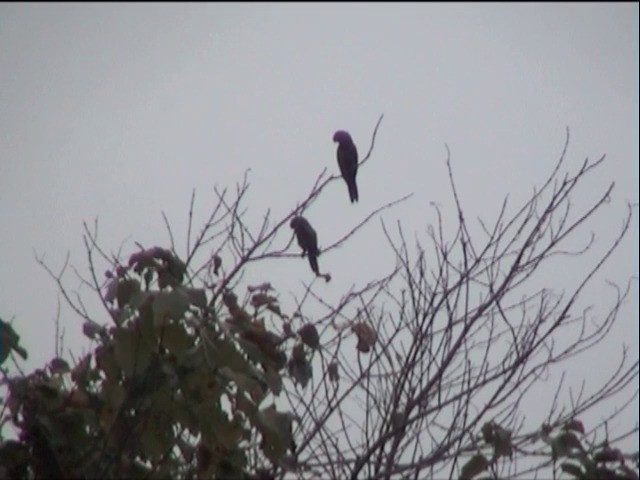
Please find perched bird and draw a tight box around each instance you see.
[333,130,359,203]
[290,216,320,275]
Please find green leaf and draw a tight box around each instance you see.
[237,336,269,366]
[481,421,512,459]
[0,440,31,474]
[140,414,172,460]
[104,278,118,303]
[264,366,283,396]
[214,413,247,451]
[0,319,28,364]
[257,405,294,462]
[560,461,585,479]
[95,344,119,380]
[153,289,191,324]
[113,328,152,378]
[158,259,186,289]
[481,422,494,443]
[216,447,247,478]
[71,354,93,386]
[618,464,640,480]
[36,379,65,410]
[103,380,126,411]
[138,304,158,345]
[540,423,554,443]
[12,345,28,361]
[552,431,583,461]
[288,356,312,389]
[219,366,265,404]
[166,256,186,283]
[184,288,208,309]
[492,424,513,459]
[49,357,70,375]
[82,319,106,340]
[235,392,258,423]
[460,453,489,480]
[208,337,262,381]
[162,323,193,358]
[129,289,151,310]
[116,278,141,309]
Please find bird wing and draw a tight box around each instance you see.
[337,142,358,178]
[302,221,319,256]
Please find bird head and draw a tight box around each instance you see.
[290,217,300,229]
[333,130,352,144]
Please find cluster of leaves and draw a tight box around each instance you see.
[0,319,28,364]
[1,115,389,479]
[0,245,358,478]
[544,421,639,480]
[460,419,639,480]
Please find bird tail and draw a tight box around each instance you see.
[349,182,359,203]
[308,254,319,275]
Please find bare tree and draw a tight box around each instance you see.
[284,130,637,480]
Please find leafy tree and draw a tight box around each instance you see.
[1,118,637,479]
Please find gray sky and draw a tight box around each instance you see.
[1,2,638,451]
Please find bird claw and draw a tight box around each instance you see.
[316,272,331,283]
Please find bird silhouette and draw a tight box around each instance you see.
[290,216,320,275]
[333,130,359,203]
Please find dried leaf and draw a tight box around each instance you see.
[266,303,284,317]
[288,348,312,389]
[292,343,305,362]
[327,361,339,382]
[251,293,278,308]
[593,447,624,464]
[283,322,293,336]
[49,357,70,375]
[563,419,585,435]
[223,291,252,324]
[298,323,320,350]
[460,453,489,480]
[351,322,377,353]
[248,282,274,293]
[213,255,222,275]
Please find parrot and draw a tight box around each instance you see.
[333,130,359,203]
[290,216,320,276]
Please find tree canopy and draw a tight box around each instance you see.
[1,119,637,479]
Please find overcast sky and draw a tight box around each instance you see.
[1,2,638,453]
